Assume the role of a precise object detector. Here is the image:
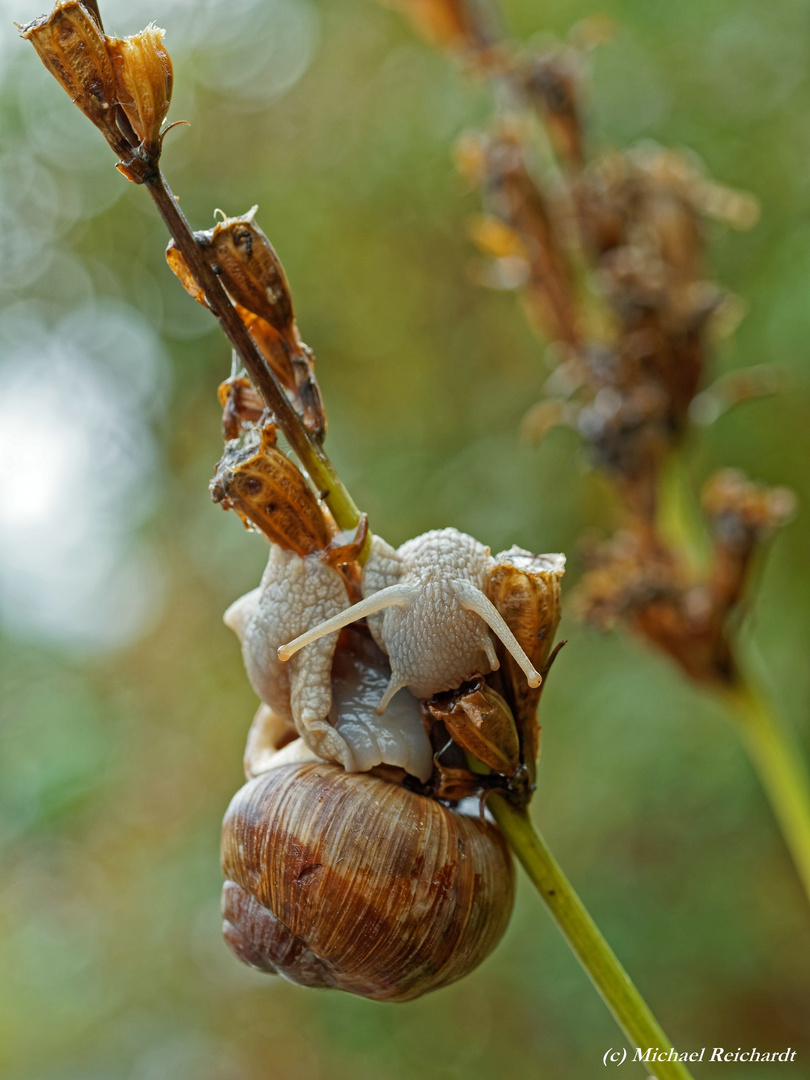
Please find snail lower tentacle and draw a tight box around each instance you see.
[221,762,516,1002]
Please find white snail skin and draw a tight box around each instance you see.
[221,763,516,1002]
[226,547,434,781]
[225,546,362,771]
[278,528,544,713]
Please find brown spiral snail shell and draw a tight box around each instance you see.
[221,761,516,1002]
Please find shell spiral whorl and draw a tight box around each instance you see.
[221,762,516,1002]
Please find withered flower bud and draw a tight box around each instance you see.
[381,0,476,51]
[217,375,265,441]
[427,677,520,778]
[702,469,796,550]
[520,49,585,170]
[165,240,208,307]
[166,235,327,440]
[210,423,334,556]
[194,208,294,335]
[487,548,564,670]
[486,547,565,778]
[18,1,120,148]
[106,23,173,160]
[702,470,796,626]
[486,548,565,777]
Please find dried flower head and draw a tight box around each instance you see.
[211,422,334,556]
[167,211,326,439]
[18,1,120,147]
[702,470,796,622]
[702,469,796,549]
[217,375,265,440]
[486,547,564,776]
[426,677,520,778]
[106,23,173,159]
[194,208,294,335]
[519,47,585,169]
[577,467,795,689]
[377,0,478,50]
[575,530,734,685]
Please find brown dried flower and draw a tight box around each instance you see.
[194,208,294,335]
[577,467,795,690]
[702,469,796,548]
[426,677,521,778]
[519,47,585,170]
[702,469,796,620]
[378,0,479,50]
[486,547,564,778]
[106,23,173,160]
[18,1,120,148]
[167,211,327,439]
[210,422,334,556]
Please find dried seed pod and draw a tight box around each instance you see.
[486,547,565,777]
[195,208,294,334]
[210,422,333,555]
[18,1,120,147]
[166,227,326,438]
[194,210,327,438]
[520,48,585,170]
[427,676,520,777]
[166,242,207,306]
[221,762,515,1001]
[217,374,265,440]
[477,129,580,348]
[237,307,326,440]
[487,548,565,670]
[381,0,478,51]
[702,469,796,548]
[702,469,796,621]
[106,23,173,159]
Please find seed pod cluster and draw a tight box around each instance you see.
[167,209,326,438]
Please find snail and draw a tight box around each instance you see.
[227,528,556,778]
[278,527,544,713]
[225,548,435,781]
[221,760,516,1002]
[221,526,565,1001]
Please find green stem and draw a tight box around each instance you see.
[489,795,693,1080]
[723,680,810,903]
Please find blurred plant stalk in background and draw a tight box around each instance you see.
[384,0,810,904]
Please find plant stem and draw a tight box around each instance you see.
[723,679,810,903]
[489,795,693,1080]
[144,169,363,535]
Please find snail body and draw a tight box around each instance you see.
[221,529,564,1002]
[224,546,351,768]
[221,762,516,1002]
[225,549,434,781]
[279,528,544,713]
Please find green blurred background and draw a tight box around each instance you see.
[2,0,810,1076]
